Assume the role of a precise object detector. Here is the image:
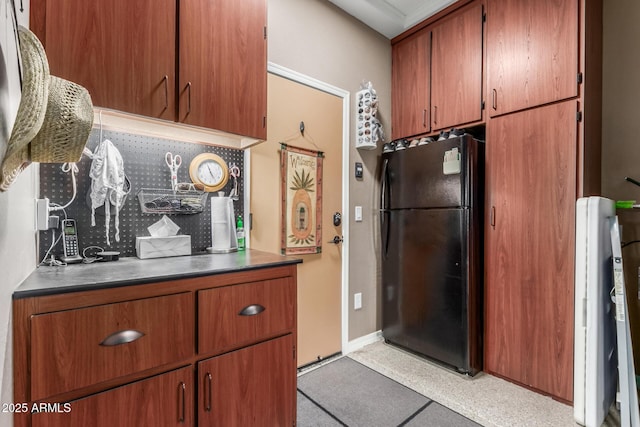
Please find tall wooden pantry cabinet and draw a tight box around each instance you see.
[483,0,602,402]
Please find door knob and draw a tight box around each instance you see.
[328,235,343,244]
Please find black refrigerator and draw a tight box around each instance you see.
[380,134,483,375]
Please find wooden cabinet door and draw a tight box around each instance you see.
[431,2,483,131]
[197,335,295,427]
[391,29,430,139]
[484,100,577,402]
[32,367,193,427]
[179,0,267,139]
[33,0,176,121]
[486,0,578,116]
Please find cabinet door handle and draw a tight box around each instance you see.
[162,75,168,110]
[422,109,427,128]
[99,329,144,346]
[490,206,496,229]
[492,89,497,110]
[239,304,265,316]
[433,106,438,126]
[205,373,212,412]
[178,381,186,423]
[186,82,192,115]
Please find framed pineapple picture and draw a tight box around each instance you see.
[280,144,323,255]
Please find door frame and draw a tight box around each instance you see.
[246,62,351,356]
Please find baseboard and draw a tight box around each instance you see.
[343,330,383,354]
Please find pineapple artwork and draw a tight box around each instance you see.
[280,144,324,255]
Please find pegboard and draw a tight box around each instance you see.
[39,129,244,261]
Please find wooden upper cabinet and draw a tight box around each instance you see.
[391,29,431,139]
[179,0,267,139]
[486,0,579,116]
[484,100,577,402]
[32,0,176,121]
[431,3,484,131]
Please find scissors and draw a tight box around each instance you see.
[165,152,182,191]
[229,162,241,200]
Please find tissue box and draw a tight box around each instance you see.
[136,235,192,259]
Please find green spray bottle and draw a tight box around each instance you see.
[236,215,245,250]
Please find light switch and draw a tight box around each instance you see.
[355,206,363,222]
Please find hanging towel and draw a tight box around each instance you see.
[89,139,125,246]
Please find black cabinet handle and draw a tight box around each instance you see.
[162,75,168,110]
[205,373,212,412]
[490,206,496,228]
[178,382,186,423]
[492,89,497,110]
[186,82,192,115]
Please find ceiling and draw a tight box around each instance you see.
[327,0,458,39]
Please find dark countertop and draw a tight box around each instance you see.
[13,249,301,299]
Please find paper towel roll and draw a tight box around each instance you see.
[210,197,237,251]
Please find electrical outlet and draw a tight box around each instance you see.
[36,198,50,231]
[354,292,362,310]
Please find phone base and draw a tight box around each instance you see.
[60,255,83,264]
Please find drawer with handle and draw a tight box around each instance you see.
[30,292,194,400]
[198,277,295,354]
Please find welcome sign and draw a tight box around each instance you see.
[280,143,323,255]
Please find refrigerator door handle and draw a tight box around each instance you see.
[380,158,390,259]
[380,159,389,211]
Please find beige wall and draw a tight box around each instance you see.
[1,4,35,427]
[602,0,640,367]
[268,0,391,341]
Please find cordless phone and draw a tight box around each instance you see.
[61,219,82,263]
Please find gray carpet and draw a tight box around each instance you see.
[297,357,481,427]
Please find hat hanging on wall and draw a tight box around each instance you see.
[29,76,93,163]
[0,26,94,192]
[0,26,50,191]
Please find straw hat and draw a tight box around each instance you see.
[30,76,93,163]
[0,26,49,191]
[0,26,94,191]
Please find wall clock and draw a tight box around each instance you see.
[189,153,229,192]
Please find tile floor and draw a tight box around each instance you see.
[347,341,577,427]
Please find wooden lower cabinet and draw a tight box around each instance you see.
[13,264,298,427]
[32,367,193,427]
[484,100,577,401]
[197,335,296,427]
